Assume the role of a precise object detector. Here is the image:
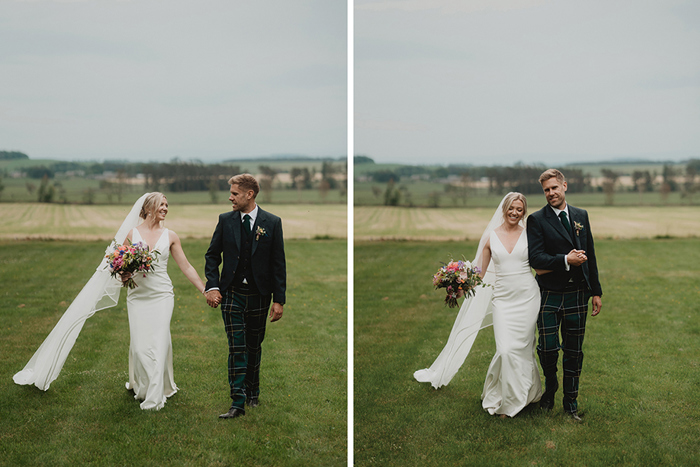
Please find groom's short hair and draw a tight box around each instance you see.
[539,169,566,185]
[228,174,260,198]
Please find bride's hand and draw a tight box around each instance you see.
[534,269,552,276]
[456,289,464,299]
[120,271,132,283]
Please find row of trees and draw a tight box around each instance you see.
[8,159,347,204]
[0,151,29,160]
[602,160,700,205]
[258,161,346,203]
[372,160,700,207]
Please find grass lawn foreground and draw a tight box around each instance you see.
[1,239,347,466]
[355,239,700,466]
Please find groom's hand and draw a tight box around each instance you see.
[567,249,587,266]
[591,296,602,316]
[270,303,283,322]
[206,290,222,308]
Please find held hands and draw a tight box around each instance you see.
[567,249,588,266]
[205,290,222,308]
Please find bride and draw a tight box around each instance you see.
[14,192,206,411]
[415,192,545,418]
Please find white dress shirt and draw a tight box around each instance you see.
[550,204,571,270]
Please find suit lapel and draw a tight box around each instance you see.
[251,208,266,256]
[231,211,242,250]
[544,206,574,247]
[568,206,582,249]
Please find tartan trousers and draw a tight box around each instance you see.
[221,284,272,411]
[537,287,588,413]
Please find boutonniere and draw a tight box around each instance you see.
[573,221,584,236]
[255,226,267,241]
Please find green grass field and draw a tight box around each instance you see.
[1,239,347,466]
[354,239,700,466]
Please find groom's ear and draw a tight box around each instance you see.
[562,181,568,192]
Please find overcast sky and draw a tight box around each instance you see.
[355,0,700,166]
[0,0,346,162]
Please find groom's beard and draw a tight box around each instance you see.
[547,196,565,210]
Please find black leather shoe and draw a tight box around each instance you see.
[566,411,583,422]
[540,379,559,410]
[540,397,554,411]
[246,397,259,408]
[219,408,245,419]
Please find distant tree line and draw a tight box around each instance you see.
[0,151,29,160]
[363,163,589,195]
[361,159,700,207]
[7,157,346,204]
[143,161,239,192]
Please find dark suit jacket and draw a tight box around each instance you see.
[526,204,602,297]
[205,207,286,304]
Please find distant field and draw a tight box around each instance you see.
[0,203,347,240]
[354,181,694,207]
[354,206,700,241]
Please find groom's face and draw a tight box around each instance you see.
[229,184,255,213]
[542,178,567,209]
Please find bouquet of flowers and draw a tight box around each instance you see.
[105,239,159,289]
[433,258,486,308]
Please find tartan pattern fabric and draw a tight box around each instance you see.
[537,287,588,413]
[221,285,272,411]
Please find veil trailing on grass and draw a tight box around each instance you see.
[414,193,523,389]
[13,193,151,391]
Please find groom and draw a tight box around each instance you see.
[526,169,602,421]
[204,173,286,420]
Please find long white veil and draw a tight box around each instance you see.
[13,193,150,391]
[414,193,521,389]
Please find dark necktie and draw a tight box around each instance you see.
[243,214,252,234]
[559,211,572,235]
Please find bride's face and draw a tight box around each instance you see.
[154,198,168,222]
[505,199,524,226]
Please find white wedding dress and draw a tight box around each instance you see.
[481,230,542,416]
[125,228,178,410]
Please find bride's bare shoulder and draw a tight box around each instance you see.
[167,229,181,244]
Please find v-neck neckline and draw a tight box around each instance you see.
[135,227,167,253]
[493,228,524,255]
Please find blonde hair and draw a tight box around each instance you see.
[538,169,566,185]
[501,192,527,221]
[228,173,259,198]
[140,192,166,220]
